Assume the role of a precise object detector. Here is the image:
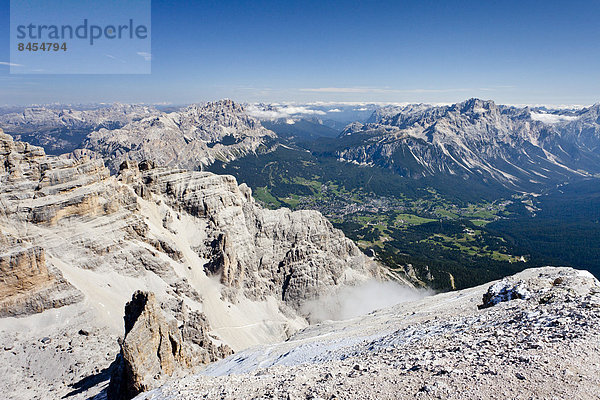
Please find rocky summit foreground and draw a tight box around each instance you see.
[139,267,600,400]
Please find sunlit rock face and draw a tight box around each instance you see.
[0,129,391,399]
[84,100,277,173]
[338,99,600,190]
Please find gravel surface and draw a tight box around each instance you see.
[140,267,600,400]
[0,305,119,400]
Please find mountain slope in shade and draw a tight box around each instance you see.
[336,99,600,191]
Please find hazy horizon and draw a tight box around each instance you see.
[0,98,597,109]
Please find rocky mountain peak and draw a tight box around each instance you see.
[581,103,600,121]
[182,99,246,119]
[84,99,276,173]
[455,98,498,114]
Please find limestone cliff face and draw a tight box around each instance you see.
[0,129,391,397]
[134,165,391,306]
[0,235,48,301]
[0,235,82,317]
[0,133,84,317]
[0,130,386,313]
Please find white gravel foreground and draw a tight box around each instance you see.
[139,267,600,400]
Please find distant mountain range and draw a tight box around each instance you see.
[334,99,600,191]
[2,98,599,194]
[0,100,278,173]
[0,103,156,154]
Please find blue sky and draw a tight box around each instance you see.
[1,0,599,106]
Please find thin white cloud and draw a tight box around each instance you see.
[327,108,342,112]
[283,106,326,115]
[105,54,127,63]
[246,104,326,119]
[301,87,388,93]
[137,52,152,61]
[300,87,472,94]
[509,103,588,109]
[479,85,516,92]
[305,101,405,106]
[530,112,578,124]
[246,108,286,119]
[0,61,23,67]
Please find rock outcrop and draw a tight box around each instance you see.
[0,234,83,317]
[0,240,82,317]
[479,266,599,309]
[108,291,232,400]
[108,291,187,399]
